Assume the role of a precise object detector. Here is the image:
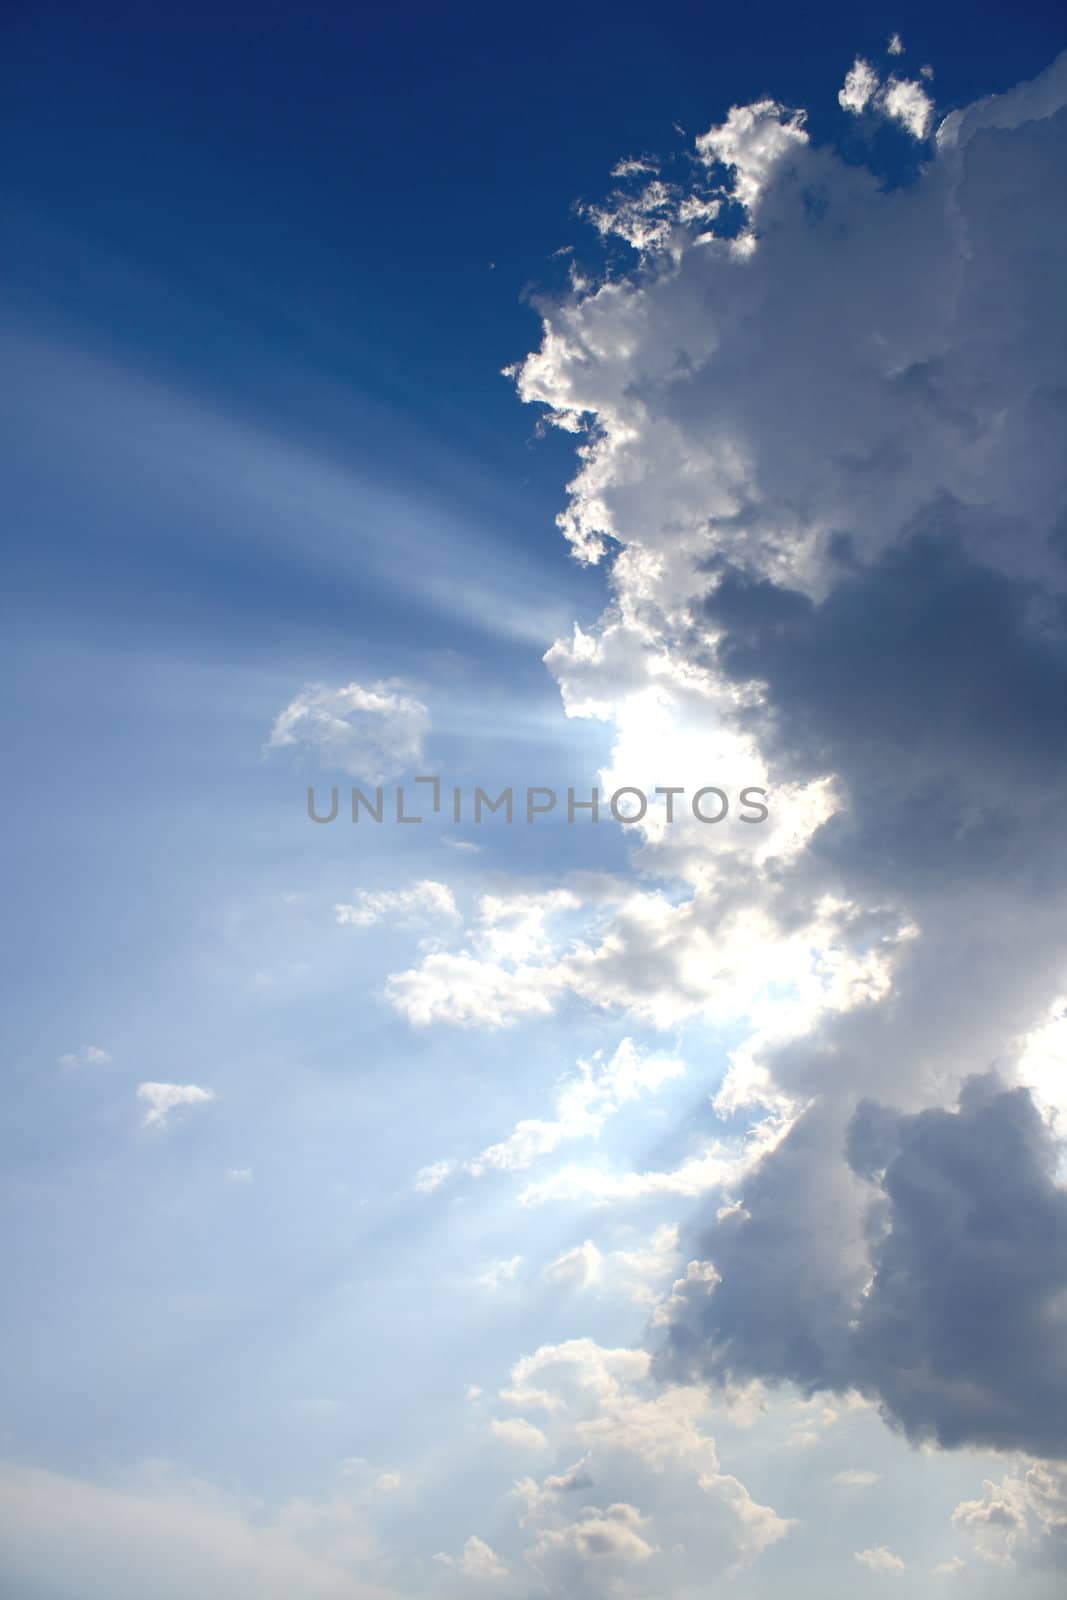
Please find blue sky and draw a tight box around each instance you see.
[2,4,1067,1597]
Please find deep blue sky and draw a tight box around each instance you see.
[4,0,1064,452]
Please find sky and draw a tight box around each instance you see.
[2,2,1067,1596]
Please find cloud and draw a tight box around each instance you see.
[510,43,1067,1477]
[434,1535,508,1579]
[839,58,879,115]
[660,1077,1067,1458]
[544,1241,604,1290]
[0,1461,401,1600]
[952,1461,1067,1568]
[855,1545,906,1574]
[137,1083,216,1129]
[846,1077,1067,1457]
[58,1045,111,1068]
[335,880,459,928]
[834,1469,880,1489]
[881,76,935,139]
[837,56,934,137]
[419,1036,772,1210]
[530,1501,656,1565]
[413,1159,455,1193]
[477,1256,524,1292]
[496,1337,792,1594]
[463,1038,684,1178]
[490,1417,549,1451]
[266,681,428,782]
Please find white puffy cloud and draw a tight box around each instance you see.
[433,1535,508,1580]
[837,56,934,137]
[495,1337,792,1594]
[881,75,935,139]
[137,1082,216,1129]
[839,58,880,115]
[530,1500,656,1565]
[952,1461,1067,1568]
[267,681,428,782]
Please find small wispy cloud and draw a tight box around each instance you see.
[335,879,459,928]
[137,1082,216,1129]
[58,1045,111,1069]
[266,680,428,782]
[855,1545,906,1574]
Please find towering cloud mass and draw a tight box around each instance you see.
[513,51,1067,1465]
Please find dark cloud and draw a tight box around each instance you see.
[701,518,1067,896]
[850,1075,1067,1456]
[660,1076,1067,1459]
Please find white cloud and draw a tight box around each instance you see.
[498,1337,793,1591]
[434,1534,507,1580]
[335,880,459,928]
[695,98,808,214]
[833,1469,880,1488]
[881,75,935,139]
[837,57,934,137]
[951,1461,1067,1567]
[530,1501,656,1565]
[413,1159,455,1193]
[225,1168,253,1184]
[888,32,904,56]
[490,1417,549,1451]
[58,1045,111,1068]
[477,1256,523,1291]
[544,1241,604,1290]
[464,1038,684,1179]
[137,1083,216,1129]
[855,1545,906,1574]
[839,58,879,115]
[266,681,428,782]
[519,1108,793,1208]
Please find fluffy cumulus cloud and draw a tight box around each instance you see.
[434,1534,508,1580]
[952,1460,1067,1568]
[490,1337,792,1594]
[267,680,428,781]
[504,42,1067,1481]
